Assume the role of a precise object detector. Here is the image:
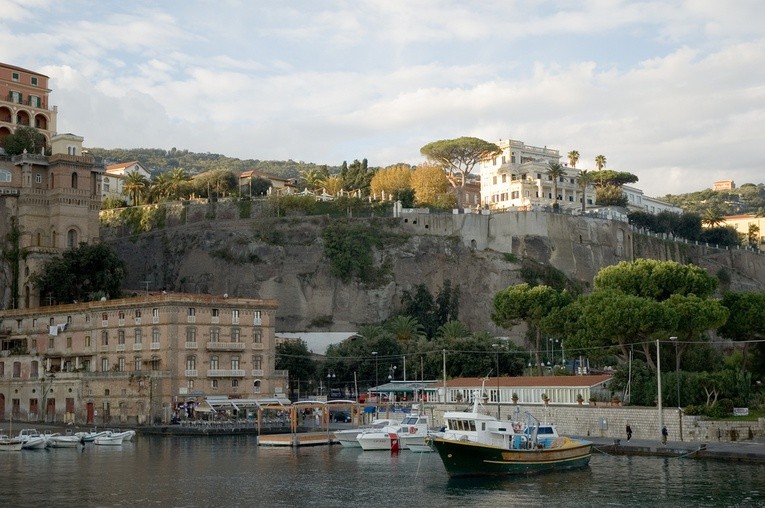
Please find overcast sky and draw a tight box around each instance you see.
[2,1,763,196]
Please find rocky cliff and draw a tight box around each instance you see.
[101,204,765,338]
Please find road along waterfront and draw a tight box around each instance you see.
[1,435,763,507]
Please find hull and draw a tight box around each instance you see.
[431,437,592,477]
[0,439,24,452]
[357,432,394,451]
[333,430,362,448]
[21,436,47,450]
[48,437,83,448]
[95,435,124,446]
[399,434,433,452]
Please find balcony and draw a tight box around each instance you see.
[272,369,288,378]
[116,344,126,352]
[251,369,264,377]
[132,343,143,351]
[150,343,160,350]
[185,342,198,350]
[185,369,198,377]
[99,345,109,352]
[207,369,245,377]
[206,342,245,351]
[252,343,264,350]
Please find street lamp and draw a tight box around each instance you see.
[388,365,397,381]
[327,369,336,399]
[492,344,501,419]
[371,351,378,389]
[670,336,683,441]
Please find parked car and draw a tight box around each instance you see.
[330,410,352,423]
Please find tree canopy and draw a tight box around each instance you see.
[420,137,501,188]
[1,126,47,155]
[31,243,125,304]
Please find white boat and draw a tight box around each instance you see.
[75,428,110,442]
[109,429,136,441]
[334,418,403,448]
[396,414,434,452]
[47,430,84,448]
[357,418,411,451]
[0,435,24,452]
[17,429,47,450]
[94,431,125,446]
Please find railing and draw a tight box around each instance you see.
[185,369,198,377]
[207,369,245,377]
[116,344,125,352]
[206,342,245,351]
[150,342,160,350]
[132,343,142,351]
[185,342,198,349]
[272,369,288,378]
[251,369,264,377]
[252,343,264,350]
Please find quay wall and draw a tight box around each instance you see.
[424,404,765,444]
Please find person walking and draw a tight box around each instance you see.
[626,424,632,441]
[661,425,668,445]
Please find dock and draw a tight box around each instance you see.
[257,431,338,447]
[587,436,765,464]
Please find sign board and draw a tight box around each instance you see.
[733,407,749,416]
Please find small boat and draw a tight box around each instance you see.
[357,420,407,451]
[17,429,47,450]
[429,380,592,477]
[109,429,136,441]
[94,431,125,446]
[333,418,402,448]
[75,428,109,442]
[396,412,434,452]
[0,434,24,452]
[47,430,84,448]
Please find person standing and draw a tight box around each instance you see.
[661,425,668,445]
[626,424,632,441]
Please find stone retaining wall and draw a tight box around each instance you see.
[425,404,765,443]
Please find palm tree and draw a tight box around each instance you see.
[123,171,148,206]
[576,169,594,212]
[701,207,725,228]
[436,320,470,341]
[567,150,580,168]
[595,155,607,171]
[386,315,426,343]
[149,173,171,203]
[545,162,566,207]
[747,223,760,247]
[320,175,344,196]
[168,168,190,200]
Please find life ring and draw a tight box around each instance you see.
[409,426,417,434]
[513,423,521,433]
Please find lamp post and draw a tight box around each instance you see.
[670,336,683,441]
[388,365,397,381]
[492,344,501,419]
[371,351,378,390]
[327,368,336,399]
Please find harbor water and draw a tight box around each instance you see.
[1,435,763,507]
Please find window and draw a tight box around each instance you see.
[66,229,77,249]
[210,356,219,370]
[134,357,142,371]
[211,379,218,389]
[48,337,54,349]
[101,357,109,371]
[231,356,240,370]
[31,76,38,86]
[150,356,160,370]
[101,331,108,345]
[212,308,220,318]
[10,91,21,103]
[188,379,194,390]
[210,327,219,342]
[30,95,40,108]
[232,309,240,324]
[492,176,497,185]
[12,72,19,81]
[135,309,142,319]
[253,329,262,344]
[118,330,125,345]
[66,337,72,348]
[85,335,91,347]
[134,329,142,344]
[253,355,262,370]
[188,307,196,317]
[186,355,196,370]
[253,311,261,325]
[118,311,125,320]
[118,357,125,372]
[152,328,160,345]
[13,362,20,378]
[231,328,240,342]
[186,327,197,343]
[232,379,239,388]
[35,174,42,184]
[0,169,11,182]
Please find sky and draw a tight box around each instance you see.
[2,0,764,197]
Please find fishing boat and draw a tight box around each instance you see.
[94,431,125,446]
[429,381,592,477]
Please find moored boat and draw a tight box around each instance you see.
[333,418,403,448]
[17,429,47,450]
[0,435,24,452]
[396,413,433,452]
[94,431,125,446]
[75,428,108,442]
[109,429,136,441]
[429,381,592,477]
[47,430,84,448]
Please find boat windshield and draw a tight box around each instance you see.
[402,417,418,425]
[447,419,477,432]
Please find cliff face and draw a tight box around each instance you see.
[102,208,765,336]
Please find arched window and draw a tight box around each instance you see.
[0,168,11,182]
[67,229,77,249]
[71,172,78,189]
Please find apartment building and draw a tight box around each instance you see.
[0,62,57,144]
[0,293,284,425]
[722,214,765,251]
[479,138,594,211]
[622,185,682,215]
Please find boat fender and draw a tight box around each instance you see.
[409,426,416,434]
